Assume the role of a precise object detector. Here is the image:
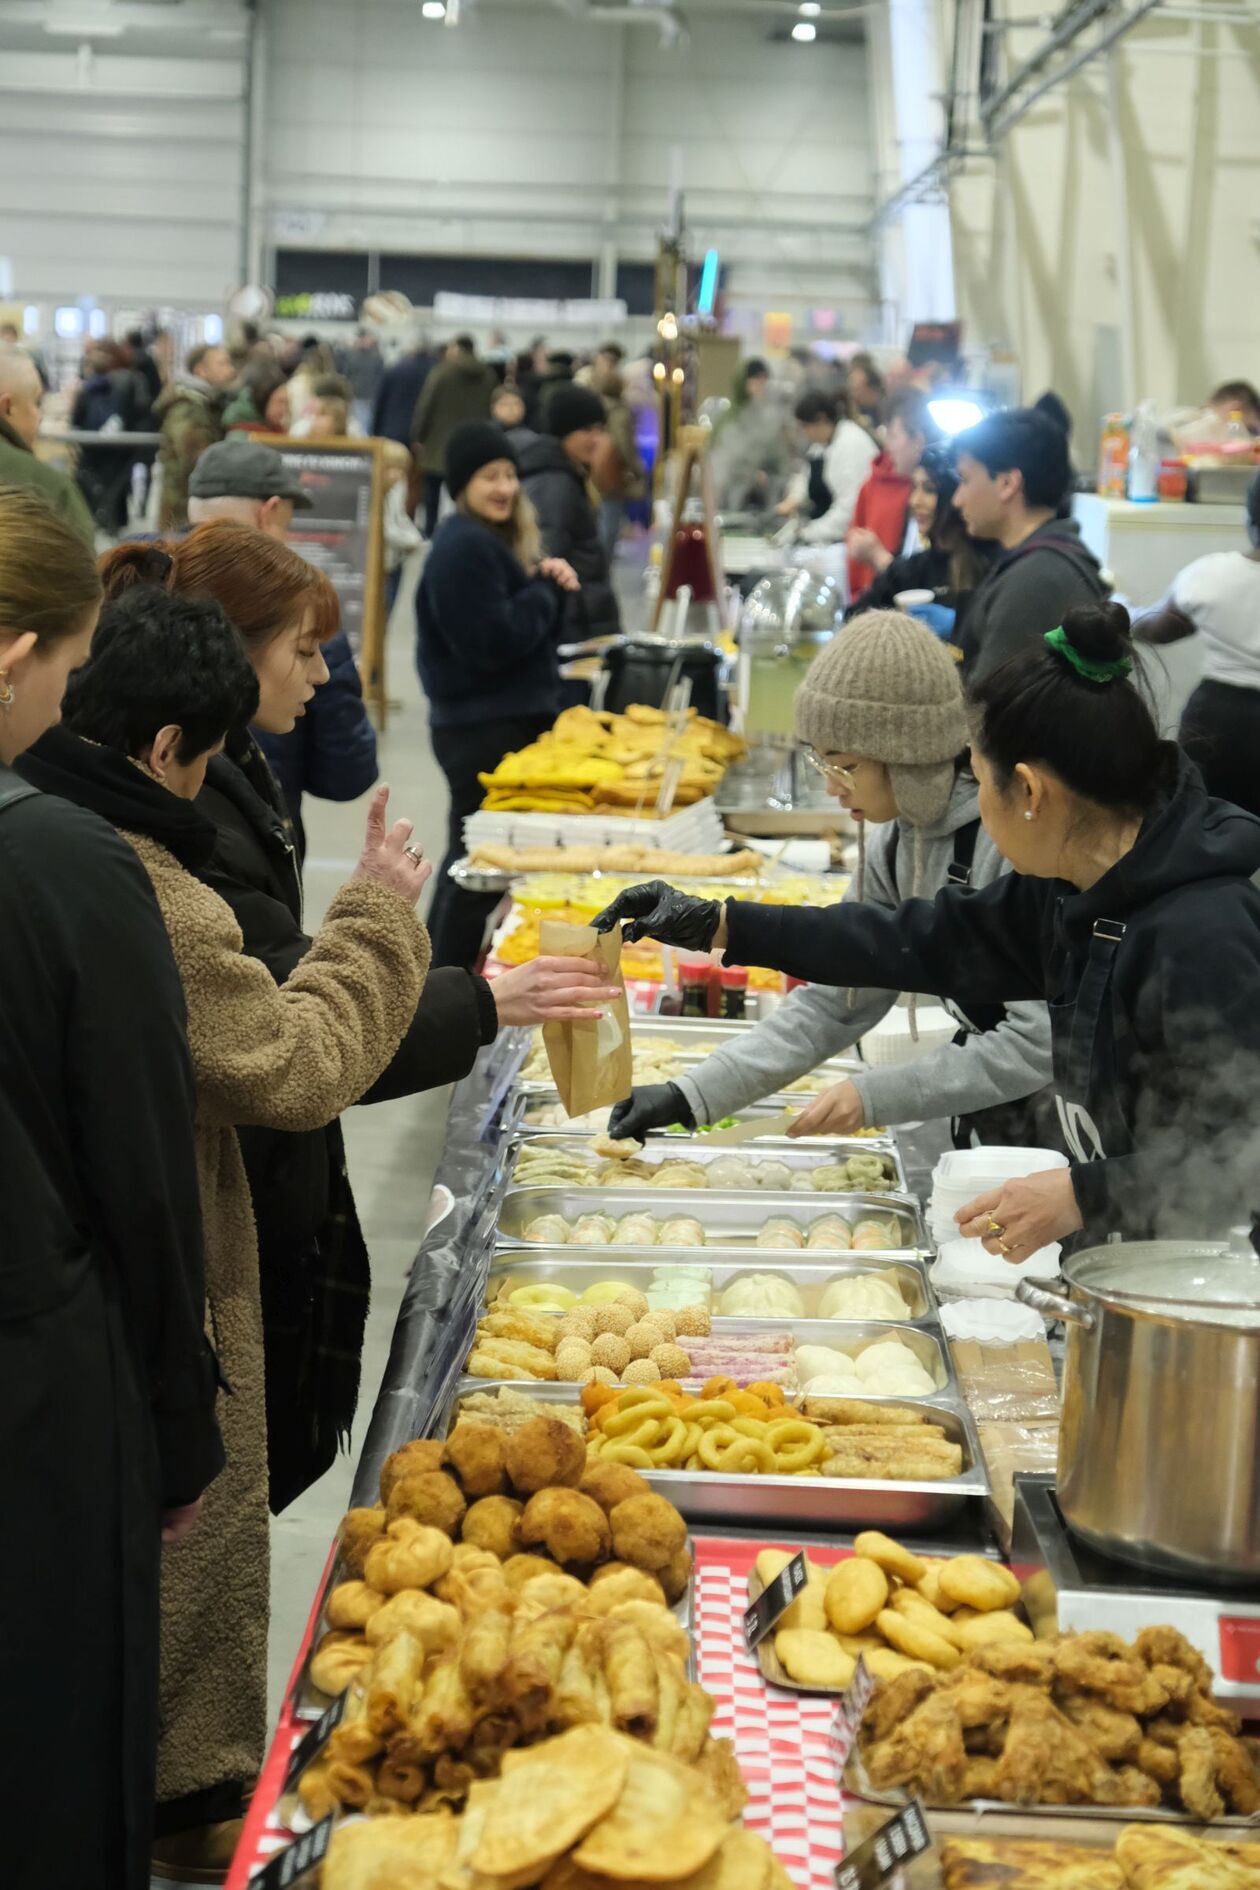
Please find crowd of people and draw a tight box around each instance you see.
[4,305,1260,1890]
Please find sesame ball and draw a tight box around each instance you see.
[554,1339,594,1378]
[557,1307,599,1344]
[593,1302,635,1338]
[649,1308,678,1341]
[621,1358,662,1386]
[625,1319,666,1360]
[581,1365,619,1387]
[612,1287,650,1320]
[651,1342,691,1378]
[674,1305,711,1338]
[590,1333,632,1374]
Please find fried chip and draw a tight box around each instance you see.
[572,1743,727,1883]
[471,1728,630,1881]
[324,1812,459,1890]
[546,1828,775,1890]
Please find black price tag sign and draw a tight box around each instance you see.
[249,1814,336,1889]
[743,1551,808,1651]
[829,1654,876,1774]
[834,1800,930,1890]
[282,1689,347,1792]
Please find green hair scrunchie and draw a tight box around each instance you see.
[1044,624,1132,684]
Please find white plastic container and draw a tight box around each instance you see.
[929,1146,1069,1244]
[933,1235,1062,1301]
[859,1004,956,1069]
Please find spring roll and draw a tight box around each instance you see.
[412,1653,477,1755]
[596,1617,659,1739]
[327,1679,385,1768]
[367,1629,425,1740]
[459,1606,514,1708]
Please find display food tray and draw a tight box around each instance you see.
[450,857,769,896]
[513,1015,864,1097]
[494,1185,930,1254]
[515,1093,897,1151]
[484,1252,939,1323]
[439,1381,988,1533]
[509,1134,908,1195]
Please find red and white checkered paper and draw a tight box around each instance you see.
[227,1535,857,1888]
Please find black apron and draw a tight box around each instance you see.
[1049,916,1135,1173]
[807,451,833,522]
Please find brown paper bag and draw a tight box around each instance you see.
[539,919,632,1118]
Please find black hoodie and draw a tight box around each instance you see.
[519,433,622,643]
[726,749,1260,1242]
[955,515,1107,682]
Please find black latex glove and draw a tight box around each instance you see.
[608,1081,695,1142]
[591,880,723,951]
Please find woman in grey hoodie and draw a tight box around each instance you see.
[609,611,1054,1148]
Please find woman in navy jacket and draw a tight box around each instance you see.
[416,420,579,967]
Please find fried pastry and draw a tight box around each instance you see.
[326,1579,387,1632]
[365,1519,455,1594]
[445,1423,509,1497]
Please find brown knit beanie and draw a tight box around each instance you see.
[793,609,969,828]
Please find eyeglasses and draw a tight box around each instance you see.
[803,749,860,786]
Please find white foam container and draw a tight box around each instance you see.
[929,1146,1070,1242]
[932,1236,1062,1300]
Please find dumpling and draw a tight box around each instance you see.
[755,1217,805,1250]
[704,1156,749,1193]
[613,1213,657,1246]
[818,1274,909,1320]
[796,1343,860,1386]
[571,1213,617,1245]
[789,1171,815,1193]
[854,1339,937,1395]
[718,1273,805,1318]
[798,1373,865,1397]
[658,1217,706,1248]
[755,1160,792,1193]
[852,1219,896,1252]
[523,1214,571,1244]
[805,1216,853,1252]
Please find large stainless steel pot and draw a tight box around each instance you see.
[1018,1242,1260,1585]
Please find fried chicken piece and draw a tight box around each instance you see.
[939,1669,1018,1732]
[993,1693,1122,1806]
[959,1758,1003,1799]
[1111,1764,1162,1808]
[1177,1725,1225,1821]
[969,1640,1057,1688]
[1052,1633,1170,1716]
[1209,1726,1260,1815]
[1133,1624,1215,1693]
[1137,1736,1181,1789]
[865,1691,968,1803]
[1146,1662,1195,1713]
[862,1668,939,1745]
[1186,1688,1244,1735]
[1058,1695,1142,1764]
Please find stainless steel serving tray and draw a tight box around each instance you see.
[451,857,768,896]
[510,1134,908,1195]
[440,1381,988,1533]
[515,1093,898,1150]
[484,1252,939,1323]
[494,1186,930,1255]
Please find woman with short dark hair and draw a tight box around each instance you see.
[0,489,222,1890]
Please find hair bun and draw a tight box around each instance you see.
[97,541,175,602]
[1060,600,1132,668]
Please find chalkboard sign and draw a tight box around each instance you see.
[263,436,389,726]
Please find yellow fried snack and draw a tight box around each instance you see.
[363,1518,454,1594]
[322,1809,460,1890]
[889,1587,965,1650]
[572,1741,727,1882]
[951,1609,1035,1650]
[472,1728,630,1879]
[774,1629,857,1691]
[915,1560,960,1613]
[938,1554,1022,1614]
[853,1531,927,1587]
[876,1607,961,1671]
[863,1647,935,1681]
[325,1579,387,1632]
[824,1557,888,1635]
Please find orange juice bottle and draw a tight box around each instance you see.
[1098,413,1130,498]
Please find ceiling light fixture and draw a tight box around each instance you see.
[792,20,817,40]
[799,3,821,14]
[421,1,446,17]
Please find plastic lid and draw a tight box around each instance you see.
[1065,1241,1260,1326]
[718,964,749,987]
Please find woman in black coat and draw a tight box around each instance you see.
[106,521,614,1509]
[519,382,623,644]
[0,489,222,1890]
[417,420,581,969]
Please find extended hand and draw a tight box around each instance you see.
[608,1081,695,1142]
[492,956,620,1026]
[539,557,580,593]
[786,1077,866,1138]
[351,786,433,907]
[591,880,724,951]
[956,1167,1084,1262]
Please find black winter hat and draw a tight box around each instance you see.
[446,422,518,500]
[543,382,607,440]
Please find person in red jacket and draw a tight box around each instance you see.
[846,390,939,595]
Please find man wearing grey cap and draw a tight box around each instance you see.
[188,437,313,539]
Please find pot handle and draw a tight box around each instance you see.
[1016,1278,1095,1328]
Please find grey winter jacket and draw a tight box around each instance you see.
[674,773,1053,1129]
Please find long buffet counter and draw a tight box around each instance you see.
[227,1023,1260,1890]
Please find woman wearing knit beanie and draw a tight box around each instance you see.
[607,611,1054,1147]
[416,421,581,968]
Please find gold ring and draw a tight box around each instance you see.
[998,1239,1013,1256]
[986,1217,1006,1238]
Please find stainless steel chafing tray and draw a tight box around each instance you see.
[493,1186,930,1255]
[509,1134,908,1195]
[483,1253,938,1323]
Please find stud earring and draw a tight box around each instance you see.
[0,671,13,712]
[1023,810,1035,821]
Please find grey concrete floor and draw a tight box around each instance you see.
[266,551,452,1724]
